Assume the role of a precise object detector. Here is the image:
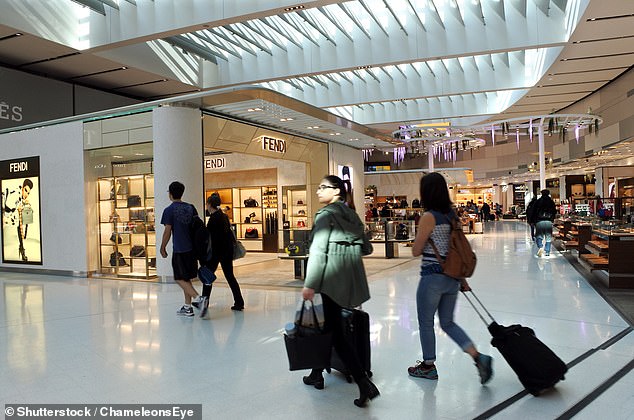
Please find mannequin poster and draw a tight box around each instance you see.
[1,156,42,264]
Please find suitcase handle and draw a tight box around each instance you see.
[462,290,496,327]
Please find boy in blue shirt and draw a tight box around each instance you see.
[160,181,204,316]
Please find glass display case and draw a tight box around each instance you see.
[97,174,156,280]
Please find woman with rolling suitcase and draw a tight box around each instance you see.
[408,172,493,384]
[301,175,379,408]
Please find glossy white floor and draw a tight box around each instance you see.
[1,221,632,419]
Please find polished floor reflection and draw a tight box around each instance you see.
[1,221,632,419]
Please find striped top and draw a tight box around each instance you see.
[421,210,453,274]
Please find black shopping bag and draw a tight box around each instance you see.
[284,331,332,371]
[284,300,332,371]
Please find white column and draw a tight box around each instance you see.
[538,123,546,191]
[153,106,203,282]
[427,143,434,172]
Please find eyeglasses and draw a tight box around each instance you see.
[317,185,337,191]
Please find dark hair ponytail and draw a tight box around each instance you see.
[323,175,355,209]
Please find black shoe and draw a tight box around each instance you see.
[302,371,324,390]
[231,304,244,311]
[354,376,380,407]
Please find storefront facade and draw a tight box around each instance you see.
[0,104,365,282]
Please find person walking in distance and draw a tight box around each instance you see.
[481,202,491,223]
[533,189,557,257]
[199,193,245,318]
[525,196,538,242]
[408,172,493,385]
[301,175,379,408]
[160,181,204,317]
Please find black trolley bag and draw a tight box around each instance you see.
[463,290,567,396]
[327,308,372,382]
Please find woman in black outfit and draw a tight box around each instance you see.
[199,193,245,318]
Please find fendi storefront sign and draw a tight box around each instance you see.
[261,136,286,154]
[204,157,226,170]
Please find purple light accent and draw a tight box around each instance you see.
[393,147,405,164]
[529,119,533,142]
[575,125,580,144]
[516,130,520,150]
[491,125,495,146]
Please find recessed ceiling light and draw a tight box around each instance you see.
[113,155,123,159]
[335,132,341,135]
[15,33,22,36]
[134,153,144,156]
[284,5,305,12]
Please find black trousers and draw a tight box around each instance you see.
[202,255,244,306]
[321,293,365,381]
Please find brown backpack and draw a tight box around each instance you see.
[429,216,477,280]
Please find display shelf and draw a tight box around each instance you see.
[97,174,156,280]
[283,186,309,230]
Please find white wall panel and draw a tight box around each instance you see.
[0,121,88,273]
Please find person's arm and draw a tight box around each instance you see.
[160,225,172,258]
[412,212,436,257]
[302,212,332,300]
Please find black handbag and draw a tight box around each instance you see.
[110,232,122,244]
[130,245,146,257]
[244,198,259,207]
[109,252,127,266]
[244,228,259,238]
[127,195,142,207]
[284,301,333,371]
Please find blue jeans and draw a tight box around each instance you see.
[535,220,553,255]
[416,272,474,363]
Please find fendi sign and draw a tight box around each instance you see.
[261,136,286,154]
[205,157,226,170]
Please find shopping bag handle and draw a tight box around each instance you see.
[298,300,324,332]
[461,290,496,327]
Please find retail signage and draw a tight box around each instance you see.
[205,157,226,170]
[261,136,286,154]
[0,100,23,122]
[0,156,43,265]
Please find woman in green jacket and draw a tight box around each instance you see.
[301,175,379,408]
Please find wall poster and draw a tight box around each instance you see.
[1,156,43,264]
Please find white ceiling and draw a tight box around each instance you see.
[0,0,632,158]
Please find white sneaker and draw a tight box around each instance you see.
[536,247,544,257]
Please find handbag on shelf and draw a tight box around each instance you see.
[284,299,332,371]
[297,220,306,228]
[133,222,146,234]
[108,212,120,223]
[130,245,146,257]
[244,198,259,207]
[21,205,34,224]
[110,232,123,244]
[127,195,142,208]
[109,251,127,267]
[244,228,259,238]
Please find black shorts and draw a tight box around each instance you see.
[172,251,198,281]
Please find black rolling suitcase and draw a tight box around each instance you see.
[328,308,372,382]
[463,291,567,396]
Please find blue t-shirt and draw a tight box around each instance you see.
[161,201,197,253]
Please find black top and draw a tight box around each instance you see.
[533,195,556,222]
[206,210,235,259]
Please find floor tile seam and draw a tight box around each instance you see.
[472,325,633,420]
[554,358,634,420]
